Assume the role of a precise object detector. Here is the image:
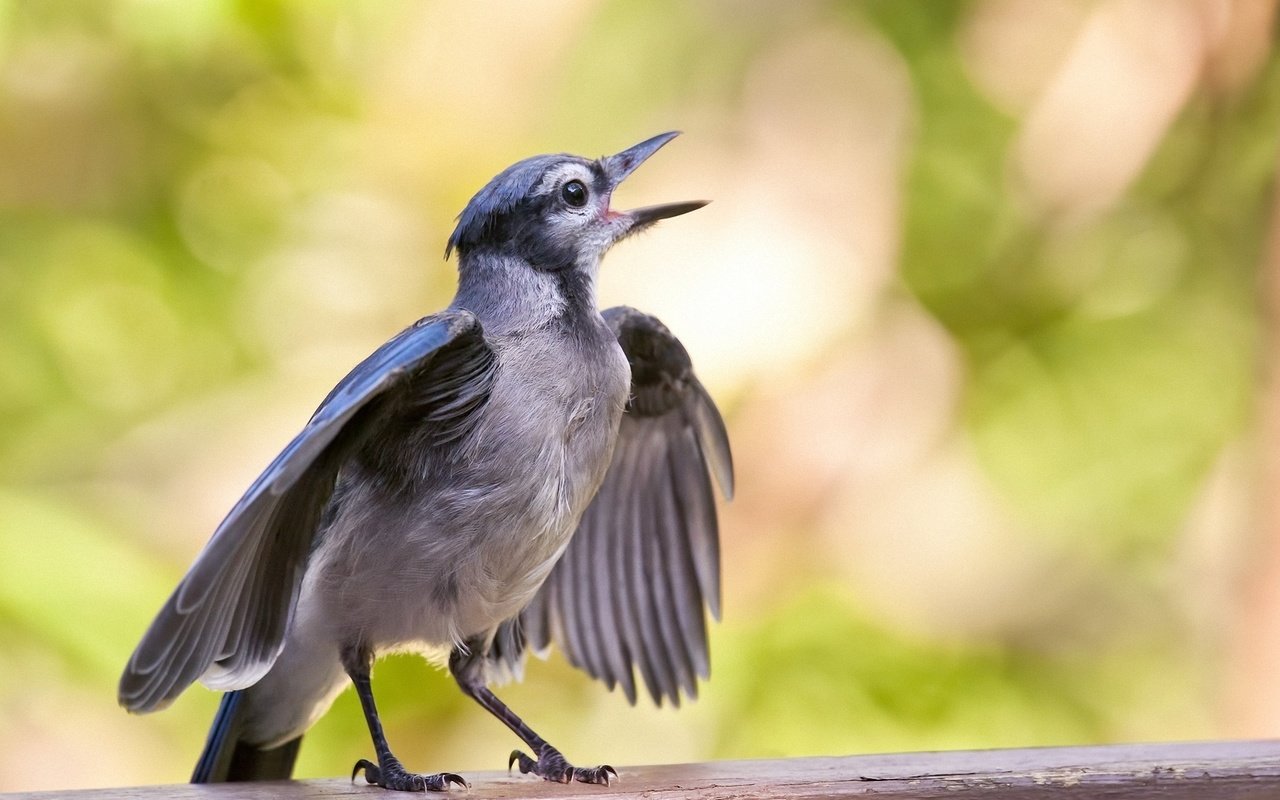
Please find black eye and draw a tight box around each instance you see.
[561,179,588,208]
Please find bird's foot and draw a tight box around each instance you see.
[508,745,616,785]
[353,757,468,792]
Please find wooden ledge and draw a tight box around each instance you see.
[8,740,1280,799]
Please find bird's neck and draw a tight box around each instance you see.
[452,250,601,337]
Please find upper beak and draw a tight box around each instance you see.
[604,131,681,186]
[603,131,708,233]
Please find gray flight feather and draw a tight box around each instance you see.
[118,310,495,713]
[510,306,733,706]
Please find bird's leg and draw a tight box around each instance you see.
[448,643,617,785]
[343,644,467,792]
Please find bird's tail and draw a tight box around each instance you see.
[192,690,303,783]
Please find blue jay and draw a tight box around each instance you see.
[118,132,733,791]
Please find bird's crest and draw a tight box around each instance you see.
[446,153,574,259]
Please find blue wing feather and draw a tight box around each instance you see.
[120,310,491,713]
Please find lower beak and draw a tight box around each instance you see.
[623,200,708,232]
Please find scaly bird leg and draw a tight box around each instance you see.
[449,643,617,785]
[343,644,468,792]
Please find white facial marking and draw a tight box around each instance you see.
[534,161,620,268]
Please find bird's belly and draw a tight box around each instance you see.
[444,400,621,638]
[308,388,624,653]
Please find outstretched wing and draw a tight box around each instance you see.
[119,310,495,713]
[515,306,733,706]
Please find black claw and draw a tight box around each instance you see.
[353,758,380,784]
[351,756,465,792]
[509,749,539,776]
[573,764,617,786]
[505,745,615,786]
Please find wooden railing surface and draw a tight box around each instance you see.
[6,740,1279,799]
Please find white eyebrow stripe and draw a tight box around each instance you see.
[534,163,595,195]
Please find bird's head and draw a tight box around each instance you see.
[445,132,705,272]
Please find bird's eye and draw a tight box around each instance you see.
[561,179,588,208]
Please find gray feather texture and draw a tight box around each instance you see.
[119,134,729,785]
[511,307,734,706]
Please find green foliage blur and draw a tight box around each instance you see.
[1,0,1278,792]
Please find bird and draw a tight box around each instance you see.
[117,131,734,792]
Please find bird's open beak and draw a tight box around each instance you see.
[603,132,708,235]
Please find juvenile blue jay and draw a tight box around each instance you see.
[118,132,733,791]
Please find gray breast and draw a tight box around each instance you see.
[429,325,627,639]
[475,322,630,554]
[309,318,629,650]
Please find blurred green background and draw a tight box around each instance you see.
[3,0,1280,792]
